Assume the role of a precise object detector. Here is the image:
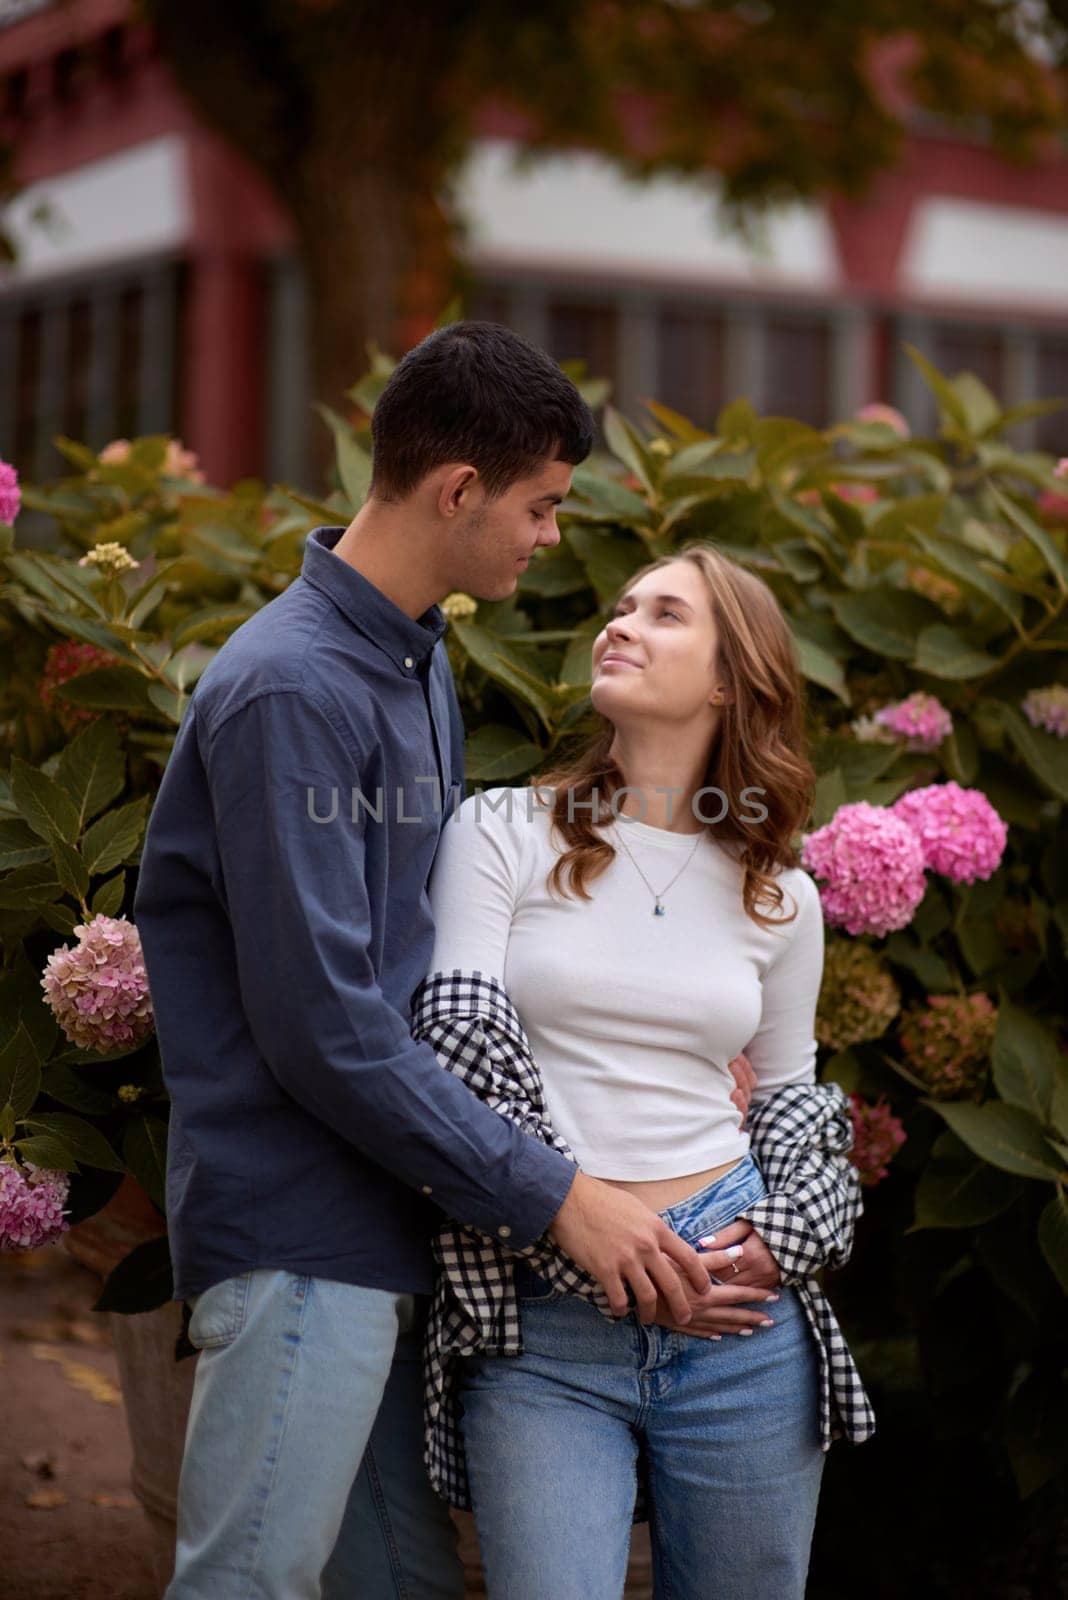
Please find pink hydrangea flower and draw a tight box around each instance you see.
[163,439,205,482]
[856,403,911,439]
[39,640,121,732]
[874,691,953,751]
[830,482,879,504]
[801,801,927,937]
[1022,684,1068,738]
[0,1163,70,1251]
[1055,458,1068,480]
[98,438,132,463]
[0,458,20,523]
[891,782,1007,884]
[848,1095,907,1187]
[41,915,154,1053]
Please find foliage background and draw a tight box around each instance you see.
[1,344,1066,1592]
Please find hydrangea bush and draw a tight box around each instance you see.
[0,353,1066,1550]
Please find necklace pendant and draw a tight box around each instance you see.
[653,901,666,917]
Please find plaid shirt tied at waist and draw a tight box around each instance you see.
[411,969,876,1511]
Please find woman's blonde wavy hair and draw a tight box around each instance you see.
[534,543,817,931]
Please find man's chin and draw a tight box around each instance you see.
[468,575,518,603]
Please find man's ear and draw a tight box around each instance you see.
[437,464,479,519]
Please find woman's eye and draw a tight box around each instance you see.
[662,610,682,621]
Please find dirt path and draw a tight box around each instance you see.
[1,1246,653,1599]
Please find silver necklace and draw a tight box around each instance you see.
[611,823,704,917]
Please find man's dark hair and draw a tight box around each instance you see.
[369,322,595,501]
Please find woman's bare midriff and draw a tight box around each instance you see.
[598,1155,744,1213]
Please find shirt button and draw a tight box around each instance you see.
[421,1185,433,1196]
[404,655,414,669]
[498,1225,512,1239]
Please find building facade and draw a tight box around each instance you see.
[2,0,1068,490]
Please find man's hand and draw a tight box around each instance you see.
[547,1172,713,1324]
[728,1051,756,1129]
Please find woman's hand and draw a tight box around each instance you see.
[728,1051,757,1129]
[654,1227,783,1338]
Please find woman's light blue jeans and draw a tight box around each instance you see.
[165,1271,463,1600]
[458,1153,824,1600]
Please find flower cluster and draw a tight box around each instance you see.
[41,915,154,1054]
[874,692,953,752]
[0,457,20,524]
[855,403,910,438]
[39,640,120,732]
[801,802,928,937]
[816,939,901,1050]
[898,993,997,1100]
[1022,684,1068,738]
[0,1163,70,1251]
[442,592,478,622]
[891,782,1007,884]
[78,541,141,578]
[1055,458,1068,480]
[848,1095,907,1187]
[100,437,205,482]
[850,713,898,746]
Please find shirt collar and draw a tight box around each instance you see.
[301,526,447,673]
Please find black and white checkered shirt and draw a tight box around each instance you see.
[412,969,875,1511]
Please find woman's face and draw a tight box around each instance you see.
[589,559,727,727]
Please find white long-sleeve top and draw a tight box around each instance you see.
[426,785,825,1181]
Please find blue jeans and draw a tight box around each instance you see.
[459,1154,824,1600]
[166,1270,463,1600]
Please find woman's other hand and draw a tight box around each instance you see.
[654,1228,782,1337]
[728,1051,756,1129]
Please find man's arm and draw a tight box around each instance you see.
[200,690,575,1248]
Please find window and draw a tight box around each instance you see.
[763,315,830,426]
[658,309,724,429]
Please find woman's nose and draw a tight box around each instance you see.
[606,616,634,642]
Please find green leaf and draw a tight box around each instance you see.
[147,681,186,725]
[565,527,645,603]
[831,590,941,660]
[952,373,1001,436]
[517,545,588,598]
[903,345,970,432]
[38,1062,117,1116]
[93,1234,173,1314]
[14,1134,80,1172]
[464,726,545,782]
[1051,1060,1068,1142]
[10,757,81,844]
[810,768,848,829]
[450,621,556,729]
[316,403,373,509]
[82,797,149,876]
[1038,1189,1068,1293]
[0,861,63,909]
[995,705,1068,803]
[54,720,126,832]
[943,719,979,785]
[36,609,139,663]
[168,604,256,651]
[791,631,849,704]
[91,872,126,918]
[911,1132,1021,1230]
[4,551,106,617]
[55,665,155,715]
[40,903,80,937]
[991,998,1057,1123]
[602,407,657,495]
[0,819,51,872]
[908,529,1023,624]
[51,838,90,902]
[23,1112,125,1173]
[0,1025,42,1120]
[0,954,59,1062]
[988,484,1068,589]
[926,1100,1062,1181]
[122,1116,168,1212]
[568,465,654,529]
[913,625,999,680]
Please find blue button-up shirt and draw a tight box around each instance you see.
[134,527,575,1300]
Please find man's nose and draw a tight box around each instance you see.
[538,519,562,549]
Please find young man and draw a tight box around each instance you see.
[134,322,715,1599]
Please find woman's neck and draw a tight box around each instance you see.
[608,731,712,834]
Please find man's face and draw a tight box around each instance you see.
[451,458,572,602]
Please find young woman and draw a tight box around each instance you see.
[422,543,870,1599]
